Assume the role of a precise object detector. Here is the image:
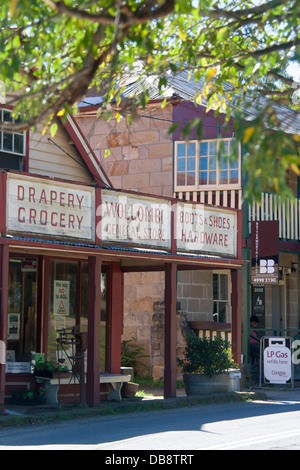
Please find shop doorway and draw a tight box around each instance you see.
[7,258,38,362]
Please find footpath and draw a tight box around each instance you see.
[1,386,300,428]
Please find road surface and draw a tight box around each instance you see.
[1,394,300,451]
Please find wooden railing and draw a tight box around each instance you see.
[189,321,232,343]
[174,189,242,210]
[248,192,300,241]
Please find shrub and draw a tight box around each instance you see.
[177,335,238,377]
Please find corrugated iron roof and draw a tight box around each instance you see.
[80,64,300,135]
[8,235,235,262]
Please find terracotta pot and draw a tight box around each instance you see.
[121,382,139,398]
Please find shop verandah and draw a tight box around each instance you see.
[0,241,243,409]
[0,171,244,410]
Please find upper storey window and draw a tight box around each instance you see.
[174,138,240,192]
[0,108,25,170]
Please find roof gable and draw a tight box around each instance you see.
[62,113,112,188]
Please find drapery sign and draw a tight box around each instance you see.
[54,280,70,316]
[7,173,95,242]
[263,337,292,384]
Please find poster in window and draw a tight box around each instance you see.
[7,314,20,340]
[53,281,70,316]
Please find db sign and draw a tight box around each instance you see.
[263,337,292,384]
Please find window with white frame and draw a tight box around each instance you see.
[213,272,231,323]
[174,138,240,191]
[0,108,25,171]
[0,108,25,156]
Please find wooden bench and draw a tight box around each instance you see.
[36,373,131,405]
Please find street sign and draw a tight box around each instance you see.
[262,337,293,386]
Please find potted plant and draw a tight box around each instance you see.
[33,360,58,379]
[177,335,241,396]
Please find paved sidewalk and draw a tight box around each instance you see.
[1,386,300,426]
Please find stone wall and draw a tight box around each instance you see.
[122,271,189,381]
[177,270,214,322]
[76,103,174,197]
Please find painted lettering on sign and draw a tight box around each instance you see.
[99,190,171,249]
[7,174,95,241]
[176,202,237,257]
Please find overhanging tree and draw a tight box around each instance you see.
[0,0,300,201]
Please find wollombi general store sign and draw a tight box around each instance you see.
[7,173,95,242]
[100,190,171,250]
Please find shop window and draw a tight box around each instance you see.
[48,260,78,363]
[0,108,25,170]
[213,272,230,323]
[48,260,108,372]
[7,258,37,363]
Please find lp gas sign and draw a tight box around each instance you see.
[263,337,293,385]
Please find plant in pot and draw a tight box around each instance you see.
[177,335,240,396]
[33,360,58,379]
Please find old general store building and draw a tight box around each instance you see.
[76,70,300,383]
[0,102,243,409]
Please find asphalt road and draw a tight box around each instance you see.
[1,392,300,451]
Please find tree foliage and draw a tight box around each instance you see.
[0,0,300,201]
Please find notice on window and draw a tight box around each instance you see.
[53,280,70,316]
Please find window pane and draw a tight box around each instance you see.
[219,170,228,184]
[213,302,219,322]
[229,158,239,169]
[3,132,13,151]
[208,171,216,184]
[209,156,217,170]
[3,111,12,122]
[220,156,228,170]
[14,134,24,154]
[213,274,218,298]
[199,171,207,185]
[222,140,229,154]
[187,142,196,156]
[177,172,186,186]
[200,142,208,155]
[187,157,195,171]
[219,274,228,300]
[209,141,217,155]
[218,302,227,323]
[177,143,186,157]
[200,157,207,170]
[186,172,195,185]
[177,158,185,171]
[229,170,239,184]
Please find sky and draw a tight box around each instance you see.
[287,62,300,82]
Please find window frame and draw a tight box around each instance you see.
[0,108,26,157]
[174,138,241,192]
[212,270,231,324]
